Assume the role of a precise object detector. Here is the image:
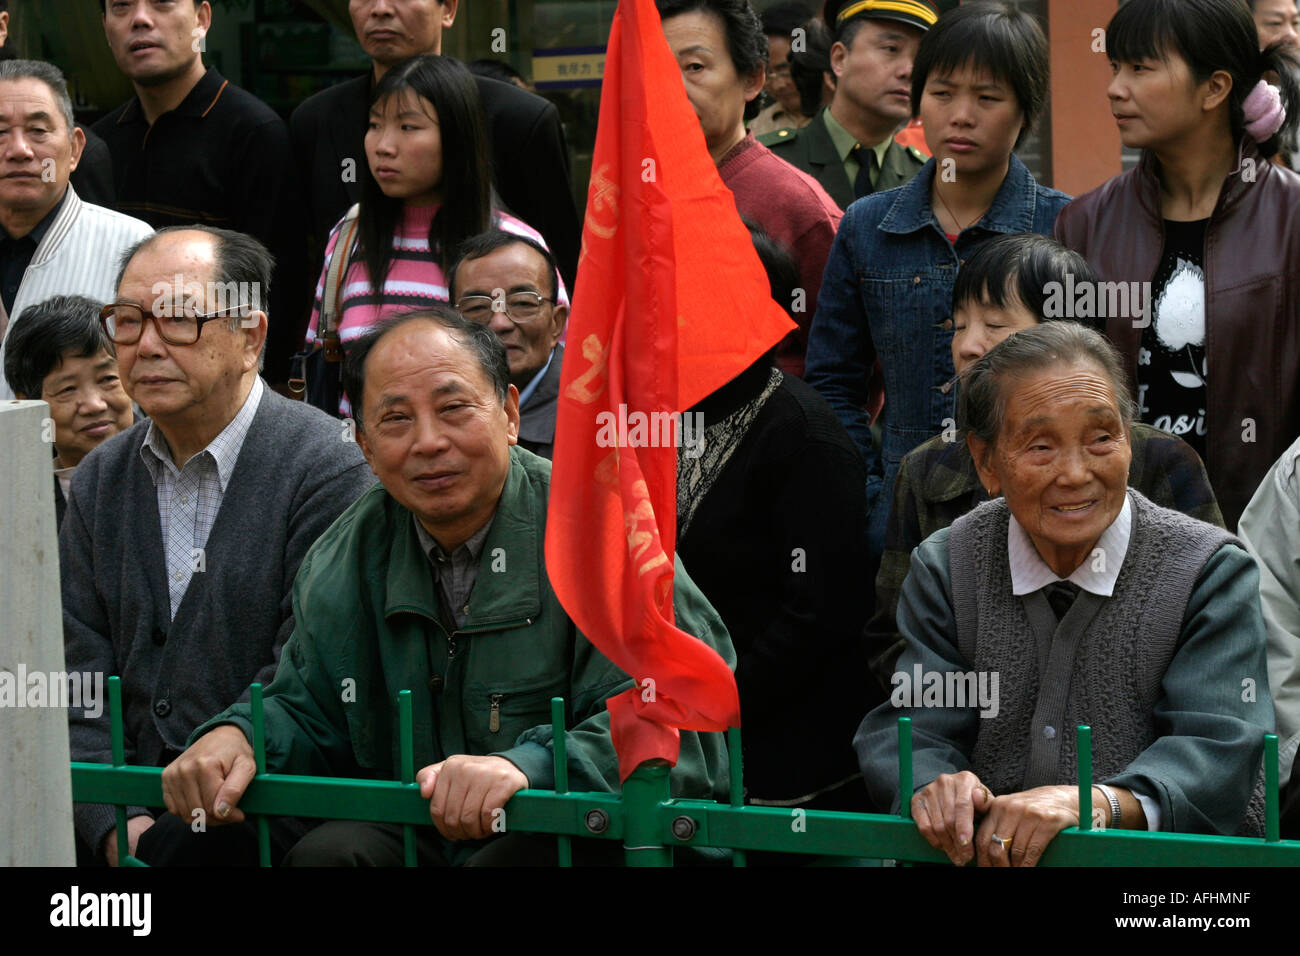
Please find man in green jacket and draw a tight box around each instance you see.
[758,0,933,207]
[163,307,736,865]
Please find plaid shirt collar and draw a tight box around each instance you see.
[140,376,264,490]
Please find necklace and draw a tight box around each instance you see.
[933,184,988,235]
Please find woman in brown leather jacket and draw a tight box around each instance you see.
[1054,0,1300,529]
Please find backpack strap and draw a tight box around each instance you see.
[320,203,361,362]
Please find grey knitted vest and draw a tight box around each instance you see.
[948,490,1265,836]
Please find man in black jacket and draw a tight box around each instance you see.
[92,0,301,386]
[291,0,580,293]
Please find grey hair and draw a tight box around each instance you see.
[957,320,1136,447]
[0,60,76,136]
[115,226,274,373]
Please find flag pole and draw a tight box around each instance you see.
[621,759,673,866]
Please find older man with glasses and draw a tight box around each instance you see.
[60,225,376,866]
[449,230,567,460]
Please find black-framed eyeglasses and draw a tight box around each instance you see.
[99,302,255,346]
[455,291,554,326]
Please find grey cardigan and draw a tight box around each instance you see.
[61,384,375,852]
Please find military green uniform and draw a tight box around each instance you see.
[759,107,927,210]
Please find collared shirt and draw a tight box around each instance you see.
[413,513,495,630]
[822,109,893,190]
[139,376,265,618]
[517,347,557,410]
[1008,494,1132,597]
[0,188,67,314]
[1005,492,1159,829]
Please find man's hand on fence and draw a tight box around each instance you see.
[418,755,530,841]
[911,770,995,866]
[102,814,155,865]
[162,725,258,826]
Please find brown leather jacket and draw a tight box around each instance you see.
[1055,139,1300,528]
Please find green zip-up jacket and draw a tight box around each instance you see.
[191,446,735,806]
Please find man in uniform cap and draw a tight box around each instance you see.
[760,0,937,206]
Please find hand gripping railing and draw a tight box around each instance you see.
[69,678,1300,866]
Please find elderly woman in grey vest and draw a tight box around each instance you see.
[855,322,1273,866]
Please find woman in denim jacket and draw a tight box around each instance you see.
[804,2,1071,561]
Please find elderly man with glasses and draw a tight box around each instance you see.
[60,226,376,866]
[449,231,567,460]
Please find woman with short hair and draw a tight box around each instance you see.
[855,321,1272,866]
[805,1,1072,564]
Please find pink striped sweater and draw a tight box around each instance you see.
[305,203,568,349]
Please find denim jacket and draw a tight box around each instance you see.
[804,154,1071,557]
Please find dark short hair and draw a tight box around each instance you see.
[342,306,511,431]
[952,234,1101,326]
[745,219,801,320]
[657,0,768,119]
[467,58,527,86]
[1107,0,1300,158]
[3,295,114,399]
[448,229,560,303]
[957,321,1136,449]
[911,1,1049,149]
[790,15,834,114]
[761,1,813,39]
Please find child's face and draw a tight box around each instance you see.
[38,350,134,468]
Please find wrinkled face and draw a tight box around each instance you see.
[452,243,566,390]
[951,293,1039,373]
[970,360,1132,574]
[366,90,443,205]
[356,321,520,549]
[350,0,457,64]
[0,78,83,217]
[34,351,134,468]
[663,9,764,155]
[1107,48,1219,151]
[831,19,923,126]
[103,0,210,87]
[765,34,801,116]
[1254,0,1300,50]
[921,62,1024,177]
[113,232,261,427]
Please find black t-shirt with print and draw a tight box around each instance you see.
[1139,218,1209,459]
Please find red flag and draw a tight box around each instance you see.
[545,0,795,782]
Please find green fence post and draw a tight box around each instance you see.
[1266,733,1280,843]
[550,697,572,867]
[727,726,747,868]
[898,717,913,820]
[622,759,672,867]
[249,683,271,866]
[1078,725,1092,832]
[108,676,128,866]
[399,690,417,867]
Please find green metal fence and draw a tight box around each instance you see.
[69,677,1300,866]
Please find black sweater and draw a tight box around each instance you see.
[679,363,882,805]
